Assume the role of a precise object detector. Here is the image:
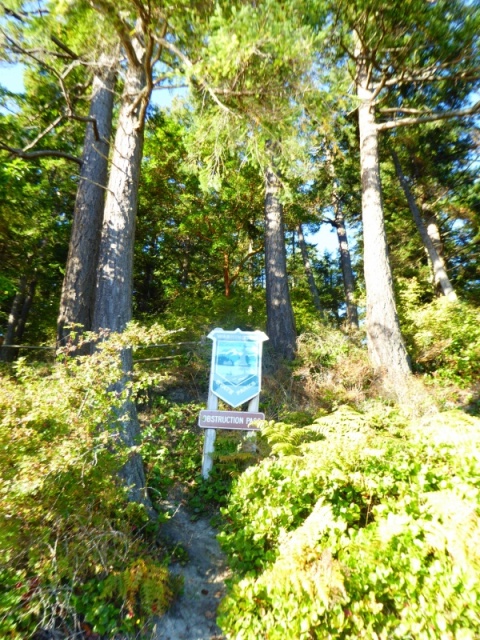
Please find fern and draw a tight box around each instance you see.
[262,419,325,456]
[102,559,178,618]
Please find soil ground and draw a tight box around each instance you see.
[151,485,230,640]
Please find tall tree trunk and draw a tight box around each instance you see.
[391,149,457,301]
[326,152,359,329]
[297,223,323,316]
[424,213,444,258]
[333,209,359,329]
[0,277,26,362]
[223,252,231,297]
[325,147,358,327]
[92,37,153,512]
[57,55,117,351]
[264,165,296,360]
[15,278,37,343]
[355,37,411,381]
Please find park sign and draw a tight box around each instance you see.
[198,410,264,430]
[208,328,269,407]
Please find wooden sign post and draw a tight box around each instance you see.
[200,328,268,479]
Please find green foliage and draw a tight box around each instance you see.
[141,398,204,500]
[402,297,480,385]
[137,111,266,331]
[0,326,177,638]
[192,431,262,517]
[187,0,318,188]
[70,556,180,636]
[292,321,375,410]
[141,397,262,519]
[218,405,480,639]
[261,418,325,457]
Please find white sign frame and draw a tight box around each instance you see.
[208,328,268,408]
[201,328,268,479]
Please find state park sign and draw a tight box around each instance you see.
[200,328,269,479]
[208,328,269,407]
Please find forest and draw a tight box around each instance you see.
[0,0,480,638]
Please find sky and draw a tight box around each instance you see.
[1,62,341,254]
[0,64,24,93]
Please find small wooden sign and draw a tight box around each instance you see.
[199,410,264,431]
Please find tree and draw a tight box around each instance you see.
[321,0,480,382]
[84,0,237,504]
[297,130,361,329]
[297,222,323,316]
[0,2,118,355]
[182,1,321,359]
[0,145,75,355]
[57,53,117,350]
[264,163,297,359]
[135,111,265,326]
[383,118,479,303]
[325,147,359,329]
[390,147,457,301]
[354,30,412,379]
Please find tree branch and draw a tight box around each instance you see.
[229,246,264,285]
[50,35,79,60]
[379,107,432,115]
[382,60,480,88]
[153,34,236,116]
[321,217,337,227]
[376,101,480,131]
[1,3,25,21]
[69,114,101,141]
[0,143,82,165]
[88,0,140,67]
[22,114,65,151]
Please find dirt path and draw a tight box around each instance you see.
[151,485,230,640]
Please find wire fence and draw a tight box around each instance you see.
[0,340,205,363]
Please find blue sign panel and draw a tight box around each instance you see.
[208,329,268,408]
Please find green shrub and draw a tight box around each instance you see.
[291,322,376,410]
[0,325,178,638]
[218,407,480,639]
[402,297,480,386]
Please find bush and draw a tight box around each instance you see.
[292,322,377,410]
[0,325,178,638]
[217,406,480,639]
[402,296,480,387]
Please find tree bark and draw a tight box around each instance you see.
[0,277,26,363]
[264,166,296,360]
[425,213,444,258]
[325,147,358,327]
[223,252,231,297]
[334,208,359,329]
[391,149,457,301]
[297,223,323,316]
[15,278,37,343]
[356,37,411,381]
[326,152,359,329]
[57,55,117,351]
[92,36,153,513]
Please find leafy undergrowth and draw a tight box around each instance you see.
[141,396,264,519]
[0,326,181,640]
[217,405,480,639]
[402,294,480,388]
[2,317,479,639]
